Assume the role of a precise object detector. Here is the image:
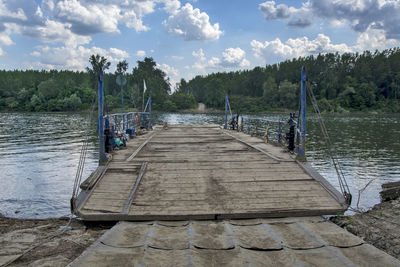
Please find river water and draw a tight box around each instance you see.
[0,112,399,218]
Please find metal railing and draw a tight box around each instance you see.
[104,111,151,135]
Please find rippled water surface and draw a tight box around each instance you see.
[0,112,399,218]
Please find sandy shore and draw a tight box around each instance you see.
[331,198,400,260]
[0,216,110,266]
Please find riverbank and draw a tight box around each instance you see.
[0,215,110,266]
[331,198,400,260]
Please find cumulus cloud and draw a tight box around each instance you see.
[157,63,179,77]
[136,50,146,58]
[192,47,250,71]
[251,34,353,63]
[259,0,400,40]
[221,47,250,68]
[0,28,13,46]
[310,0,400,39]
[161,0,181,15]
[259,1,310,28]
[42,0,160,34]
[355,27,400,52]
[42,0,121,35]
[156,62,179,90]
[163,3,223,41]
[192,48,206,61]
[0,0,46,55]
[30,45,129,70]
[0,0,44,27]
[19,19,91,47]
[259,1,291,20]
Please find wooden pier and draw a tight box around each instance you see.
[74,124,347,221]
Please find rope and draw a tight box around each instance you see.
[72,90,98,200]
[227,98,233,120]
[306,85,351,203]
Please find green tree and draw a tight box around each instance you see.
[116,60,128,75]
[38,79,60,100]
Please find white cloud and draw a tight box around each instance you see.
[192,47,250,72]
[30,45,129,70]
[260,0,400,40]
[41,0,160,35]
[192,48,206,61]
[0,0,185,60]
[0,28,13,46]
[136,50,146,58]
[161,0,181,15]
[251,34,353,63]
[0,0,27,22]
[355,27,400,52]
[157,62,179,91]
[221,47,250,68]
[157,63,179,77]
[19,19,91,47]
[42,0,121,35]
[259,1,291,20]
[259,1,311,27]
[121,11,150,32]
[163,3,223,41]
[310,0,400,39]
[110,47,129,59]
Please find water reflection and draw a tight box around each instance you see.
[0,112,399,218]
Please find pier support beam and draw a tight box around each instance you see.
[224,95,228,129]
[297,66,307,161]
[98,70,108,164]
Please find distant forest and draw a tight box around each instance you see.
[1,48,400,113]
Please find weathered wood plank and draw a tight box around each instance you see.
[76,124,347,221]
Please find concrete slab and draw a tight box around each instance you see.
[69,218,400,266]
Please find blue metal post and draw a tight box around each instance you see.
[98,70,107,164]
[126,113,130,130]
[298,66,306,159]
[148,96,152,129]
[224,95,228,129]
[121,83,125,131]
[278,121,281,144]
[132,112,136,136]
[105,117,109,130]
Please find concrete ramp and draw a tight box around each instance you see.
[69,217,400,266]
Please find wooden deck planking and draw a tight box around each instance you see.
[76,124,347,220]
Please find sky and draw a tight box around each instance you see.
[1,0,400,90]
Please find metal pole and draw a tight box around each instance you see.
[278,121,281,144]
[142,85,145,112]
[148,96,152,129]
[98,70,107,164]
[298,66,306,159]
[121,83,125,131]
[224,95,228,129]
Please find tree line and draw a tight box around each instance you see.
[0,57,197,112]
[178,48,400,113]
[1,48,400,113]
